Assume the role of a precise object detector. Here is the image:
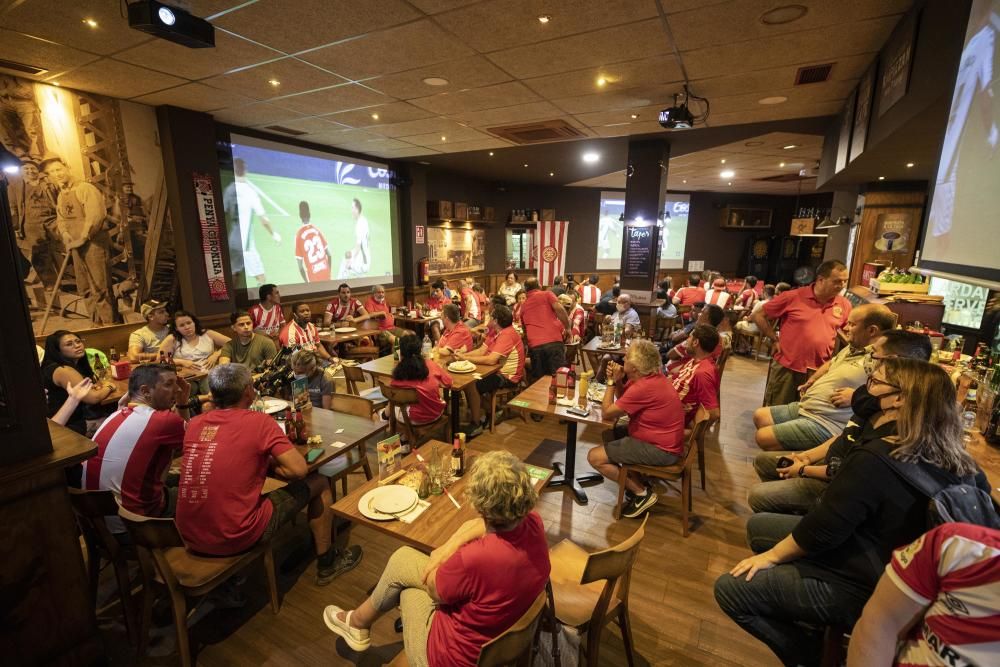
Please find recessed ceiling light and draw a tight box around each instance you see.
[488,152,494,156]
[83,18,98,28]
[549,172,554,176]
[779,162,786,167]
[370,112,380,120]
[523,163,528,167]
[582,152,600,163]
[906,162,915,168]
[422,77,449,86]
[51,81,60,86]
[728,181,733,186]
[783,144,797,150]
[878,176,886,181]
[440,136,447,141]
[744,140,765,147]
[760,5,809,25]
[721,158,727,164]
[418,161,431,165]
[538,15,551,23]
[682,179,687,183]
[268,78,281,87]
[721,169,735,178]
[596,77,608,87]
[758,96,788,105]
[630,113,638,119]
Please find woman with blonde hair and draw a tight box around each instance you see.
[322,450,550,666]
[715,358,991,667]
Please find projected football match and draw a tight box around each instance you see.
[596,192,689,270]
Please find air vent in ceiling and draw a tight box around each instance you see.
[486,119,585,145]
[264,125,307,137]
[0,58,48,76]
[794,63,834,85]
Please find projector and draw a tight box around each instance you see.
[128,1,215,49]
[658,104,694,130]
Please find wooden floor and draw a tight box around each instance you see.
[100,354,779,666]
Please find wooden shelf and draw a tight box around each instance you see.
[426,218,493,226]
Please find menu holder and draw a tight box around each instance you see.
[378,434,403,481]
[291,377,310,410]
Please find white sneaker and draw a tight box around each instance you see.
[323,605,371,652]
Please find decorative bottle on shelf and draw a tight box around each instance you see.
[109,347,119,363]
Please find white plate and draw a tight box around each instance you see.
[358,486,419,521]
[335,326,357,333]
[262,397,289,414]
[448,362,476,373]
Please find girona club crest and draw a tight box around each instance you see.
[542,245,558,263]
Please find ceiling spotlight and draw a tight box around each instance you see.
[728,182,733,186]
[630,113,638,119]
[878,176,886,181]
[83,18,99,28]
[582,152,600,163]
[523,163,528,167]
[758,96,788,105]
[422,77,449,86]
[682,179,687,183]
[268,78,281,87]
[488,152,494,156]
[596,77,608,87]
[720,169,735,178]
[370,112,380,120]
[760,5,809,25]
[549,172,554,176]
[721,158,727,164]
[906,162,915,168]
[783,144,797,150]
[440,136,447,141]
[537,15,551,23]
[744,140,765,147]
[779,161,786,167]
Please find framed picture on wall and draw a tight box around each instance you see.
[834,88,856,173]
[721,207,772,229]
[877,10,920,117]
[850,60,878,162]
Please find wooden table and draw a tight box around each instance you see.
[968,432,1000,504]
[509,377,613,505]
[101,366,206,405]
[318,320,382,348]
[581,337,627,375]
[330,439,553,552]
[393,313,436,338]
[360,354,500,435]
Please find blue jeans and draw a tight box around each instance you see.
[746,513,802,553]
[714,565,864,667]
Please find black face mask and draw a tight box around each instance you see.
[851,384,882,420]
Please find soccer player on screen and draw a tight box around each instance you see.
[224,158,282,286]
[294,201,332,283]
[349,198,371,274]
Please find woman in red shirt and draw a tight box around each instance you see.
[390,335,453,426]
[425,280,448,342]
[322,450,551,667]
[512,289,526,327]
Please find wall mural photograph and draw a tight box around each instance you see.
[2,74,173,336]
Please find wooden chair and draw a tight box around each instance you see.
[653,314,677,341]
[614,407,710,536]
[675,304,693,323]
[68,488,139,646]
[485,354,527,434]
[565,341,583,373]
[118,507,281,667]
[341,364,388,411]
[547,517,648,667]
[379,381,449,447]
[324,393,376,498]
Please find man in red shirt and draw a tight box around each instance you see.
[456,304,525,437]
[364,284,406,356]
[176,364,361,585]
[559,292,587,342]
[671,325,721,425]
[324,283,369,326]
[587,339,685,518]
[458,277,481,326]
[754,260,851,406]
[249,283,284,338]
[519,277,571,379]
[425,280,449,342]
[576,274,602,305]
[83,364,191,534]
[293,200,332,283]
[436,303,474,359]
[735,275,759,310]
[279,302,334,362]
[673,274,707,321]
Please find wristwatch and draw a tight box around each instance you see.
[798,464,808,478]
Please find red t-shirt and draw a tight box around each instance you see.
[84,405,185,518]
[426,294,447,311]
[512,302,523,326]
[459,287,480,319]
[488,326,525,382]
[364,297,395,330]
[735,288,757,310]
[427,512,551,667]
[569,305,587,340]
[675,286,706,307]
[671,356,720,424]
[763,286,851,373]
[278,320,321,350]
[520,289,565,347]
[175,409,293,556]
[294,224,331,282]
[615,373,685,455]
[391,359,453,424]
[438,321,474,352]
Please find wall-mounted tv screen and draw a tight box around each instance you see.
[221,133,398,299]
[928,276,990,329]
[595,192,689,270]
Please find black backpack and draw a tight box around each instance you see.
[879,456,1000,530]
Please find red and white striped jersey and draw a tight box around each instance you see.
[569,304,587,340]
[577,284,602,305]
[735,288,757,310]
[249,303,284,336]
[326,297,363,323]
[83,405,185,527]
[704,289,731,309]
[888,523,1000,667]
[279,320,320,351]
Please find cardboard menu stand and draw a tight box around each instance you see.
[378,434,403,480]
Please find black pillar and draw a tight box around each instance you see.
[620,139,670,304]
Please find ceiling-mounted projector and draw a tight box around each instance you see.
[658,84,710,130]
[128,0,215,48]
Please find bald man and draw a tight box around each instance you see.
[752,303,896,451]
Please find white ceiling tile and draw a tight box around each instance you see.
[447,101,566,127]
[113,30,282,81]
[522,55,684,100]
[366,116,473,138]
[212,101,306,127]
[52,58,187,99]
[552,85,683,115]
[364,56,512,100]
[132,82,255,112]
[1,1,151,55]
[405,126,493,146]
[408,81,540,115]
[276,83,390,115]
[203,57,350,101]
[322,101,436,128]
[0,28,101,78]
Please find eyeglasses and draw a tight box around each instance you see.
[866,375,900,392]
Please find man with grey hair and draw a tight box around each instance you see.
[586,339,686,518]
[594,292,643,381]
[175,364,362,585]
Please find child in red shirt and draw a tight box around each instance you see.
[390,335,453,426]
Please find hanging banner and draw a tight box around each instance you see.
[536,220,569,286]
[192,173,230,301]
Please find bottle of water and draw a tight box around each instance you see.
[421,335,433,359]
